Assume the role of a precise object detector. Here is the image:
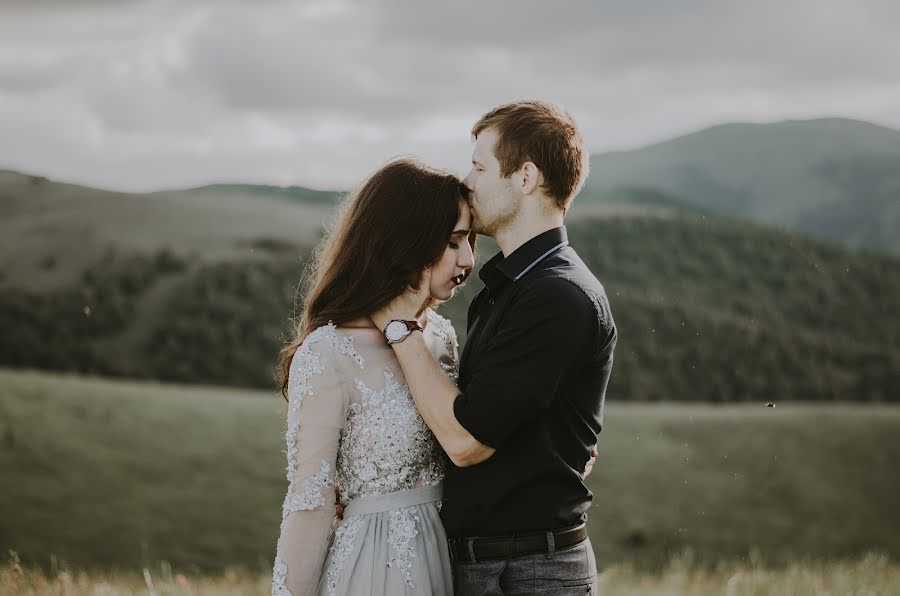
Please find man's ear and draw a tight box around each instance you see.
[520,162,543,195]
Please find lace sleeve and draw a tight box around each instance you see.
[427,309,459,382]
[448,322,460,366]
[272,339,347,596]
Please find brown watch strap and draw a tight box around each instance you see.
[384,319,424,345]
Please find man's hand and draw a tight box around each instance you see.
[370,269,432,332]
[583,446,598,478]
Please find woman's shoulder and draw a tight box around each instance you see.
[425,309,459,356]
[425,309,456,338]
[286,323,372,404]
[296,323,367,370]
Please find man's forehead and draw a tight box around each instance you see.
[473,129,498,160]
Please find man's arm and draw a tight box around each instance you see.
[390,333,496,467]
[374,274,601,471]
[371,270,494,467]
[450,278,597,449]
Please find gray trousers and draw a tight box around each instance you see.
[452,536,598,595]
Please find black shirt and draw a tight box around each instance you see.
[440,226,617,538]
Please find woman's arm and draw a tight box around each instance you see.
[272,342,346,596]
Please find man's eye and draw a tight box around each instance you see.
[449,242,460,249]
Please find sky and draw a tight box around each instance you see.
[1,0,898,192]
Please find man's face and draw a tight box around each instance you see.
[462,128,519,237]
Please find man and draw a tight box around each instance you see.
[373,100,617,594]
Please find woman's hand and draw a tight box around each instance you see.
[332,484,344,529]
[583,446,598,478]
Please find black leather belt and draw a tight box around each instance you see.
[448,523,587,563]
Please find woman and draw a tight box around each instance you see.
[271,158,476,596]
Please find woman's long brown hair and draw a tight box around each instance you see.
[278,158,475,400]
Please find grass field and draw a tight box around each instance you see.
[2,552,898,595]
[2,367,899,579]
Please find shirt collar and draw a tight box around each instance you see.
[479,226,568,291]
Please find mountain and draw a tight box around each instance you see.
[585,118,900,255]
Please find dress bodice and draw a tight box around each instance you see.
[272,309,458,596]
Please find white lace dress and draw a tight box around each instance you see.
[271,309,458,596]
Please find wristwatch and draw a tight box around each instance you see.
[383,319,424,345]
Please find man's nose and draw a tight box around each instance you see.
[462,173,475,191]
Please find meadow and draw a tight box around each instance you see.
[2,367,898,582]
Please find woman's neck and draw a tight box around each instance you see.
[341,317,377,329]
[342,310,429,331]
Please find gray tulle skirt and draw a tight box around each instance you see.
[316,484,452,596]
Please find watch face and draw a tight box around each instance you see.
[385,320,408,342]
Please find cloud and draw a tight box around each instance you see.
[0,0,898,191]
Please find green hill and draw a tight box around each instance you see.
[0,170,335,291]
[586,118,900,255]
[565,216,900,402]
[567,186,710,220]
[577,187,706,211]
[1,170,898,401]
[2,368,898,572]
[191,183,343,206]
[439,214,900,402]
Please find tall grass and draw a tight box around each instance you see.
[2,550,898,596]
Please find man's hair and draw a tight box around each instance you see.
[472,100,589,211]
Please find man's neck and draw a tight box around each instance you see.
[495,212,565,257]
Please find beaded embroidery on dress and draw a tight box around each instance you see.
[271,310,458,596]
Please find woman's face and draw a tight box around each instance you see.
[429,201,476,301]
